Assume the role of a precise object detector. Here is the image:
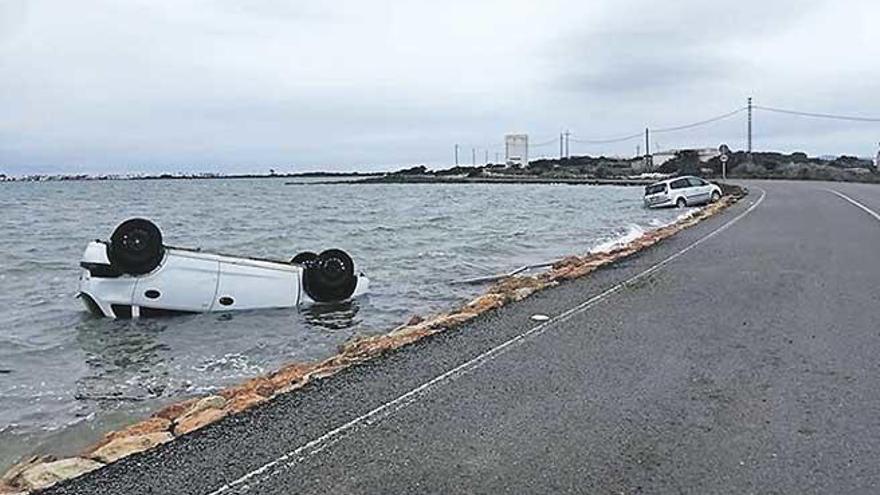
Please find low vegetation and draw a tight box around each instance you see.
[378,151,879,183]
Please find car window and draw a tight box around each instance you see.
[645,184,666,195]
[669,179,689,189]
[687,177,707,187]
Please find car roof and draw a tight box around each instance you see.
[648,175,701,186]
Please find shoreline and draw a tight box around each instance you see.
[0,173,380,183]
[284,176,656,186]
[0,186,747,494]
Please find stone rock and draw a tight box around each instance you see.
[552,255,583,269]
[389,322,435,342]
[337,317,454,361]
[1,456,49,486]
[342,330,420,358]
[559,262,597,281]
[430,311,478,328]
[116,417,170,438]
[338,335,383,357]
[171,395,228,435]
[268,363,315,389]
[219,376,276,401]
[222,392,268,415]
[152,397,200,421]
[340,310,480,359]
[514,287,537,301]
[487,275,549,302]
[464,293,506,314]
[0,483,28,495]
[84,417,171,457]
[405,315,424,326]
[307,363,347,381]
[89,432,173,463]
[17,457,103,491]
[174,407,226,436]
[183,395,226,417]
[489,276,544,294]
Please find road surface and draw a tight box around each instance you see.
[49,180,880,494]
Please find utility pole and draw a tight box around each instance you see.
[454,144,459,166]
[484,149,488,164]
[747,97,753,160]
[644,128,651,170]
[472,147,476,166]
[564,130,570,158]
[559,133,564,159]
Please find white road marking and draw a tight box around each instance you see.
[207,188,767,495]
[826,188,880,223]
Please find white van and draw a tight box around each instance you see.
[644,176,722,208]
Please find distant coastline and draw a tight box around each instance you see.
[3,150,878,184]
[0,171,380,183]
[291,150,880,186]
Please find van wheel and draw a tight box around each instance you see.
[108,218,165,275]
[710,191,721,203]
[676,197,687,208]
[302,249,357,303]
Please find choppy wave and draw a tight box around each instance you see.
[590,224,648,253]
[589,209,695,254]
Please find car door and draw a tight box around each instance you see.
[132,252,220,312]
[686,177,711,203]
[214,260,300,311]
[669,178,690,202]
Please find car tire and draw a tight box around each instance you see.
[290,251,318,265]
[108,218,165,275]
[710,191,721,203]
[676,197,687,208]
[302,249,357,303]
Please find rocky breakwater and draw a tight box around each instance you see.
[0,186,746,494]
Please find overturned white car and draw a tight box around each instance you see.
[78,218,369,319]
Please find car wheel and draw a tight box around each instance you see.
[108,218,165,275]
[290,251,318,265]
[676,197,687,208]
[710,191,721,203]
[302,249,357,303]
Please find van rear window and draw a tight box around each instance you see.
[645,184,666,195]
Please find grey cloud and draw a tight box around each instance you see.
[556,31,726,94]
[549,0,816,95]
[1,0,879,174]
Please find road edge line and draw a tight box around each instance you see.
[825,188,880,223]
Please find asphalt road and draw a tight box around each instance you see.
[48,180,880,495]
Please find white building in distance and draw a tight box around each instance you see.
[505,134,528,167]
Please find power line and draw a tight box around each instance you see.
[568,107,746,146]
[754,105,880,123]
[530,136,559,147]
[651,107,746,133]
[569,131,644,144]
[472,100,878,163]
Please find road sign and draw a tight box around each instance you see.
[719,150,729,180]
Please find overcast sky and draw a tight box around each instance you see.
[2,0,879,175]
